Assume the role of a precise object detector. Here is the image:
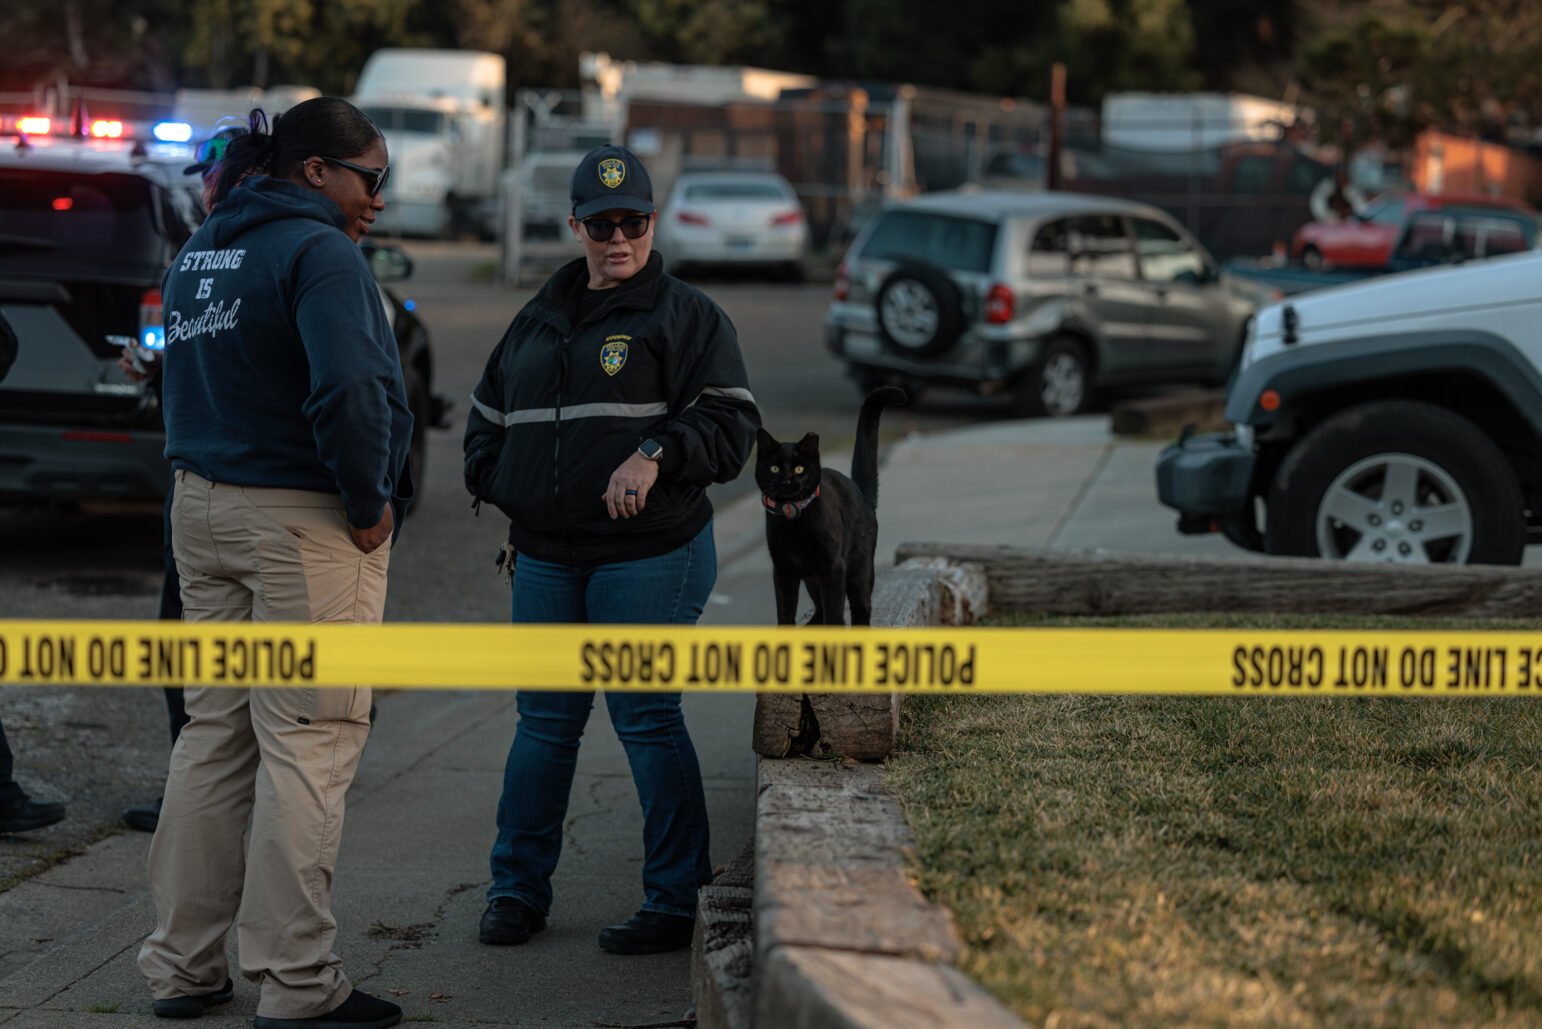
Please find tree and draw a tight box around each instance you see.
[1297,1,1542,143]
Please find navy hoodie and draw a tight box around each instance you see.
[161,177,413,529]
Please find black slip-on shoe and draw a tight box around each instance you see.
[122,797,163,833]
[252,988,402,1028]
[151,977,234,1018]
[478,896,547,946]
[0,795,65,835]
[597,909,695,955]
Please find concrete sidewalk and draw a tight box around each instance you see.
[0,414,1206,1026]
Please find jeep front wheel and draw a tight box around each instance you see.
[1264,400,1524,565]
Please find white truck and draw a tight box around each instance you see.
[351,48,507,238]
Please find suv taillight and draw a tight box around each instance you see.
[139,288,165,352]
[985,283,1014,324]
[833,261,850,301]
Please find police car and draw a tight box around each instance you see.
[0,114,443,508]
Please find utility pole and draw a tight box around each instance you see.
[1047,62,1065,191]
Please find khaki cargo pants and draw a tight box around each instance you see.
[138,470,389,1020]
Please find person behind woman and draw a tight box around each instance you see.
[464,144,759,955]
[0,311,66,836]
[119,127,248,836]
[136,100,412,1029]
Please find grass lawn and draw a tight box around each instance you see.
[887,613,1542,1027]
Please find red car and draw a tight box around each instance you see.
[1292,191,1535,269]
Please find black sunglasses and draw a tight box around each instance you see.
[581,214,651,242]
[323,156,391,197]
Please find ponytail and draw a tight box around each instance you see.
[200,100,380,208]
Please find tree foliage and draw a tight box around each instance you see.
[1298,0,1542,144]
[0,0,1537,136]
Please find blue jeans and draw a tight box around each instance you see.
[488,522,716,919]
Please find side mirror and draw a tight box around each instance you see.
[367,244,413,283]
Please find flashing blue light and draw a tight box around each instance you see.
[403,299,416,312]
[142,327,166,351]
[152,121,194,143]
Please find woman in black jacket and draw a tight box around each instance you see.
[464,145,759,955]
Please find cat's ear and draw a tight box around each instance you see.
[756,428,778,453]
[796,432,820,453]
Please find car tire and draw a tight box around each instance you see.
[404,366,430,514]
[1301,244,1326,270]
[1013,336,1092,418]
[874,263,964,358]
[1264,400,1524,565]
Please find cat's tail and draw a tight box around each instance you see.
[850,386,907,509]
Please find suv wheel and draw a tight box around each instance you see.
[874,263,963,358]
[1013,337,1090,418]
[1264,400,1524,565]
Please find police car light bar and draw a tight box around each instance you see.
[17,116,51,135]
[152,121,193,143]
[90,119,124,139]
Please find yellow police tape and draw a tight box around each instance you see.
[0,620,1539,696]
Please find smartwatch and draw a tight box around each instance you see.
[638,438,664,462]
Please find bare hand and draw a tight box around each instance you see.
[349,503,394,554]
[116,351,150,383]
[604,453,660,519]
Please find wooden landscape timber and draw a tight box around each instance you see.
[749,560,987,761]
[895,542,1542,618]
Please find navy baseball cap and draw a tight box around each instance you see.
[571,144,653,220]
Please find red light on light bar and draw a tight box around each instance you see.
[90,119,124,138]
[62,431,133,444]
[52,197,73,211]
[18,116,51,135]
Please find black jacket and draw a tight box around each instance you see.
[464,254,760,565]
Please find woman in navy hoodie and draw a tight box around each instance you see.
[136,99,411,1029]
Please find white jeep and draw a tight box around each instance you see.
[1157,250,1542,565]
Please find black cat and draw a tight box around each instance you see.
[756,386,907,625]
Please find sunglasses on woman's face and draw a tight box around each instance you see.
[323,156,391,198]
[580,214,651,242]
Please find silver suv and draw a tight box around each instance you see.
[823,190,1260,416]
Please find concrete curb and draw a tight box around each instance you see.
[694,561,1026,1029]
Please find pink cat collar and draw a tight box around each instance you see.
[763,486,820,520]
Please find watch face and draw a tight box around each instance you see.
[640,439,662,459]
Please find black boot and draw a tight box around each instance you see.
[123,797,163,833]
[252,989,402,1028]
[478,897,547,946]
[0,793,64,835]
[151,977,234,1019]
[597,909,694,955]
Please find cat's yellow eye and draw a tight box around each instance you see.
[794,466,804,474]
[770,466,779,473]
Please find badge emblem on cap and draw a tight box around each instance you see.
[598,158,626,189]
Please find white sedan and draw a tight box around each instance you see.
[655,171,808,279]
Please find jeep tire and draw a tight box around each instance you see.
[874,263,963,358]
[1264,400,1524,565]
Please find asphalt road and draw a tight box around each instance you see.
[0,242,1016,1023]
